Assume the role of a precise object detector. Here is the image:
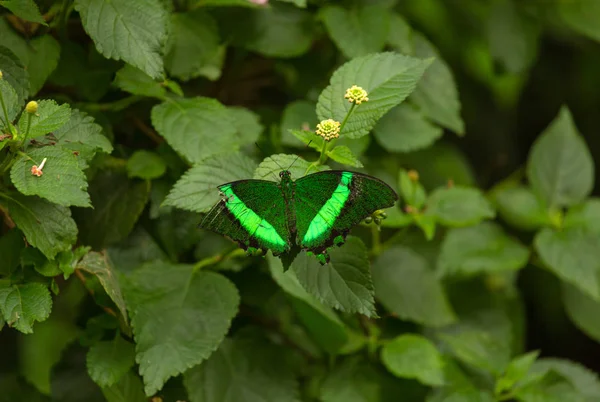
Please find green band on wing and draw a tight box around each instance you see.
[221,185,288,252]
[302,172,352,246]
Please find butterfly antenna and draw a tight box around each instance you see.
[286,140,311,170]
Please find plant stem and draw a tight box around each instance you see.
[0,87,11,132]
[371,224,382,256]
[21,113,32,150]
[193,247,244,273]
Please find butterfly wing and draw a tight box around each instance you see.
[295,171,398,255]
[199,179,291,255]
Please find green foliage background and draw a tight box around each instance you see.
[1,0,600,401]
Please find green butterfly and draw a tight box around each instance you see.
[199,169,398,264]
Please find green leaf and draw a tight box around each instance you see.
[534,227,600,301]
[529,358,600,401]
[372,246,456,327]
[0,79,19,127]
[410,34,464,135]
[496,351,540,395]
[326,146,364,168]
[565,198,600,235]
[438,222,529,278]
[382,334,445,386]
[0,0,46,25]
[254,153,328,181]
[26,35,61,95]
[557,0,600,43]
[526,106,594,208]
[164,152,257,213]
[18,100,71,139]
[281,100,318,147]
[52,109,113,167]
[0,45,29,103]
[184,335,299,402]
[0,282,52,333]
[492,185,550,231]
[165,10,221,81]
[222,3,314,58]
[268,253,349,354]
[77,251,129,324]
[87,336,136,388]
[113,65,166,99]
[2,194,77,259]
[75,171,150,249]
[515,370,585,402]
[426,186,495,227]
[398,169,426,208]
[414,213,437,241]
[151,97,238,163]
[126,150,166,180]
[320,5,389,59]
[0,229,24,275]
[102,371,147,402]
[123,262,239,396]
[292,236,375,317]
[74,0,167,79]
[19,314,79,394]
[317,52,431,139]
[228,106,263,145]
[374,103,443,153]
[290,129,323,151]
[387,13,413,55]
[11,146,91,207]
[562,283,600,343]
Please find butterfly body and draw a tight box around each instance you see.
[200,170,397,264]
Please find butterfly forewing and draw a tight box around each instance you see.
[199,179,292,255]
[295,171,398,252]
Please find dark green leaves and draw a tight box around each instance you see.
[0,282,52,333]
[75,0,167,79]
[426,186,495,227]
[526,107,594,208]
[0,0,46,25]
[126,150,166,180]
[317,52,431,139]
[87,336,136,388]
[123,262,239,395]
[0,45,29,103]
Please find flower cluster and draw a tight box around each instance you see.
[316,119,341,141]
[344,85,369,104]
[31,158,46,177]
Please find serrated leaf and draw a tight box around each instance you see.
[165,10,221,81]
[164,152,257,213]
[382,334,445,386]
[228,106,263,145]
[87,336,135,388]
[565,198,600,235]
[0,282,52,333]
[123,262,239,396]
[515,370,585,402]
[2,194,77,259]
[492,185,550,231]
[410,34,464,134]
[292,236,375,316]
[184,335,299,402]
[374,103,443,153]
[526,106,594,208]
[18,100,71,139]
[268,253,349,354]
[0,0,46,24]
[557,0,600,43]
[27,35,61,94]
[11,147,90,207]
[77,252,129,324]
[562,283,600,343]
[317,52,431,139]
[53,109,113,167]
[113,65,166,99]
[534,227,600,301]
[326,145,363,168]
[126,150,166,180]
[281,100,318,147]
[0,79,19,127]
[320,5,389,59]
[426,186,495,227]
[75,0,167,79]
[496,351,540,395]
[74,171,150,249]
[254,153,328,181]
[0,229,24,275]
[387,13,413,55]
[438,222,529,278]
[372,246,456,327]
[102,371,146,402]
[290,129,323,151]
[528,358,600,402]
[151,97,238,163]
[0,45,29,103]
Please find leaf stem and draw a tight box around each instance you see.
[371,224,382,256]
[192,247,244,273]
[21,113,33,151]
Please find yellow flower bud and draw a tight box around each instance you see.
[344,85,369,104]
[316,119,341,141]
[407,170,419,182]
[25,101,38,114]
[0,70,3,79]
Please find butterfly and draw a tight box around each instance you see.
[199,169,398,265]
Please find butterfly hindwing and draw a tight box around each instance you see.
[295,171,398,253]
[199,179,291,255]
